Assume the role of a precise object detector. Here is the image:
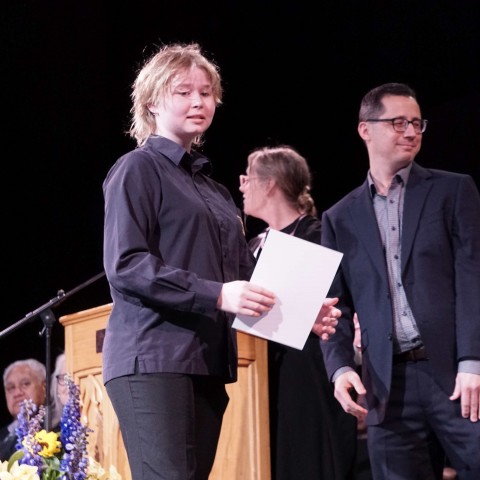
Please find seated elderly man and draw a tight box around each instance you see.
[0,358,46,461]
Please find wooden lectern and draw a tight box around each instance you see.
[60,304,271,480]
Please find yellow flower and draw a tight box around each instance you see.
[0,460,40,480]
[33,430,61,458]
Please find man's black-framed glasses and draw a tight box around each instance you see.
[365,117,428,134]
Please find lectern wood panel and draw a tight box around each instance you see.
[60,304,270,480]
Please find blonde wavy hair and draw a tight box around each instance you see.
[129,43,223,147]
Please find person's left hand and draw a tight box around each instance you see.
[449,371,480,422]
[312,297,341,341]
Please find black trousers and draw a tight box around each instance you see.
[368,360,480,480]
[106,371,229,480]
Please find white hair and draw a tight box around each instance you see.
[3,358,46,386]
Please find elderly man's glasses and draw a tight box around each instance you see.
[365,117,428,134]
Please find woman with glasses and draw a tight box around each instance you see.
[239,145,357,480]
[50,352,67,430]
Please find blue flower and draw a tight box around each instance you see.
[8,375,92,480]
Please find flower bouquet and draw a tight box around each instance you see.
[0,376,121,480]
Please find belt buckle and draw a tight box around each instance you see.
[410,346,426,361]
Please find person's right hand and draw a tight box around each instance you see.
[311,297,341,341]
[334,370,368,420]
[218,281,276,316]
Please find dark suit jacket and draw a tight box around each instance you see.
[320,162,480,425]
[0,424,18,461]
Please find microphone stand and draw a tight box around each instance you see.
[0,271,106,431]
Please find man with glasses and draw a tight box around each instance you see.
[0,358,46,461]
[320,82,480,479]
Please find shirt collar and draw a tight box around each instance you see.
[147,135,212,175]
[367,162,413,198]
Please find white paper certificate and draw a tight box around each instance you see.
[233,228,343,350]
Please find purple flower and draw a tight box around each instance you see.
[58,376,91,480]
[15,399,44,470]
[13,374,92,480]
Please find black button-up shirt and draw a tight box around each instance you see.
[102,136,255,384]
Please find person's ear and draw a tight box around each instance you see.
[358,121,369,141]
[148,104,158,116]
[264,178,276,196]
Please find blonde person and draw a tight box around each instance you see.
[239,145,355,479]
[103,42,275,480]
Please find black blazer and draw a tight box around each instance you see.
[0,425,18,461]
[320,162,480,424]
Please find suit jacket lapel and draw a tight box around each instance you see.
[349,181,386,278]
[401,164,432,270]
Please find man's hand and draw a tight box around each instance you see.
[449,372,480,422]
[334,370,368,420]
[312,297,341,341]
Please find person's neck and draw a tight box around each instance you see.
[262,203,304,231]
[370,172,392,196]
[153,130,194,152]
[370,160,409,196]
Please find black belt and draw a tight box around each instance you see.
[393,346,428,364]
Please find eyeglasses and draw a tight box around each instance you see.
[365,117,428,134]
[56,374,66,387]
[239,174,263,186]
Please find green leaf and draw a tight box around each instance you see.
[43,455,63,480]
[7,449,24,471]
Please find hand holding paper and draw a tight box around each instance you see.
[233,229,343,350]
[218,280,276,316]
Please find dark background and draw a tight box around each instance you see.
[1,0,479,425]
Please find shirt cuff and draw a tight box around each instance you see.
[332,366,355,383]
[458,359,480,375]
